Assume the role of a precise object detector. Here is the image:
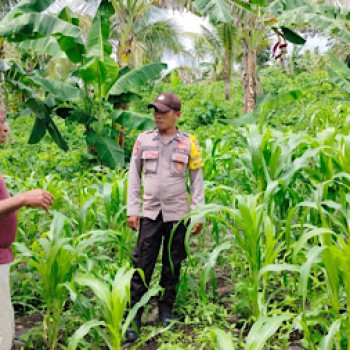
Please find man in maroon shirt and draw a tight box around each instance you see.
[0,104,54,350]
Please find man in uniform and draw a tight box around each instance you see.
[126,92,204,341]
[0,103,54,349]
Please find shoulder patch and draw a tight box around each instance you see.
[189,135,204,170]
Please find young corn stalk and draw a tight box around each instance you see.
[237,125,318,225]
[14,210,118,349]
[232,194,282,318]
[322,238,350,347]
[26,213,79,350]
[199,241,231,303]
[245,314,293,350]
[68,268,161,350]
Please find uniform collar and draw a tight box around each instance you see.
[152,128,181,141]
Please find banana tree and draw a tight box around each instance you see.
[0,0,166,168]
[325,53,350,103]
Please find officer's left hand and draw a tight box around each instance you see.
[191,223,203,235]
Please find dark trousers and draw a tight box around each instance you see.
[130,212,187,317]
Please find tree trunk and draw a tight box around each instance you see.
[243,40,257,113]
[118,34,133,68]
[223,50,232,101]
[0,38,4,84]
[224,75,231,101]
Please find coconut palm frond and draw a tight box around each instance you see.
[135,20,184,63]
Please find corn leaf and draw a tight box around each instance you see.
[68,320,106,350]
[245,314,292,350]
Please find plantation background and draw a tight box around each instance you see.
[2,0,350,349]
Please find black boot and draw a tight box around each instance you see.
[125,318,141,342]
[159,308,173,327]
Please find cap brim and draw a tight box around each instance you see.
[147,102,172,112]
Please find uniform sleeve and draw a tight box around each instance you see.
[190,167,205,212]
[127,135,142,216]
[188,135,204,170]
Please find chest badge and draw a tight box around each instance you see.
[176,162,184,171]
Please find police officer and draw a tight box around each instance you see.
[126,92,204,341]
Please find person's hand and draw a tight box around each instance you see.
[127,216,140,231]
[191,223,202,235]
[18,189,54,212]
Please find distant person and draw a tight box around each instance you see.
[126,92,205,341]
[0,103,54,350]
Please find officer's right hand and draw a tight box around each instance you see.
[127,216,140,231]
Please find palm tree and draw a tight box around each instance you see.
[110,0,184,68]
[153,0,270,111]
[237,5,268,113]
[125,7,184,67]
[193,22,240,100]
[236,0,350,112]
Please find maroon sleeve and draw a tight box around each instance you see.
[0,174,18,264]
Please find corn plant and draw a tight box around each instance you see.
[14,209,119,349]
[199,241,231,303]
[245,314,292,350]
[236,125,319,226]
[322,238,350,346]
[319,319,342,350]
[68,268,161,350]
[231,195,285,317]
[14,213,79,350]
[209,328,235,350]
[186,196,281,318]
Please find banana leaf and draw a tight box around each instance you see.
[109,63,167,96]
[86,0,113,59]
[0,13,85,63]
[79,58,108,85]
[29,76,82,101]
[111,110,155,130]
[58,6,80,26]
[4,0,55,21]
[277,4,350,43]
[46,117,69,151]
[86,133,124,168]
[326,53,350,94]
[280,26,306,45]
[267,0,307,16]
[28,114,47,144]
[193,0,233,23]
[17,38,66,58]
[249,0,266,6]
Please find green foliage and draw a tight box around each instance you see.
[193,0,233,23]
[191,100,227,129]
[0,0,167,168]
[4,54,350,349]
